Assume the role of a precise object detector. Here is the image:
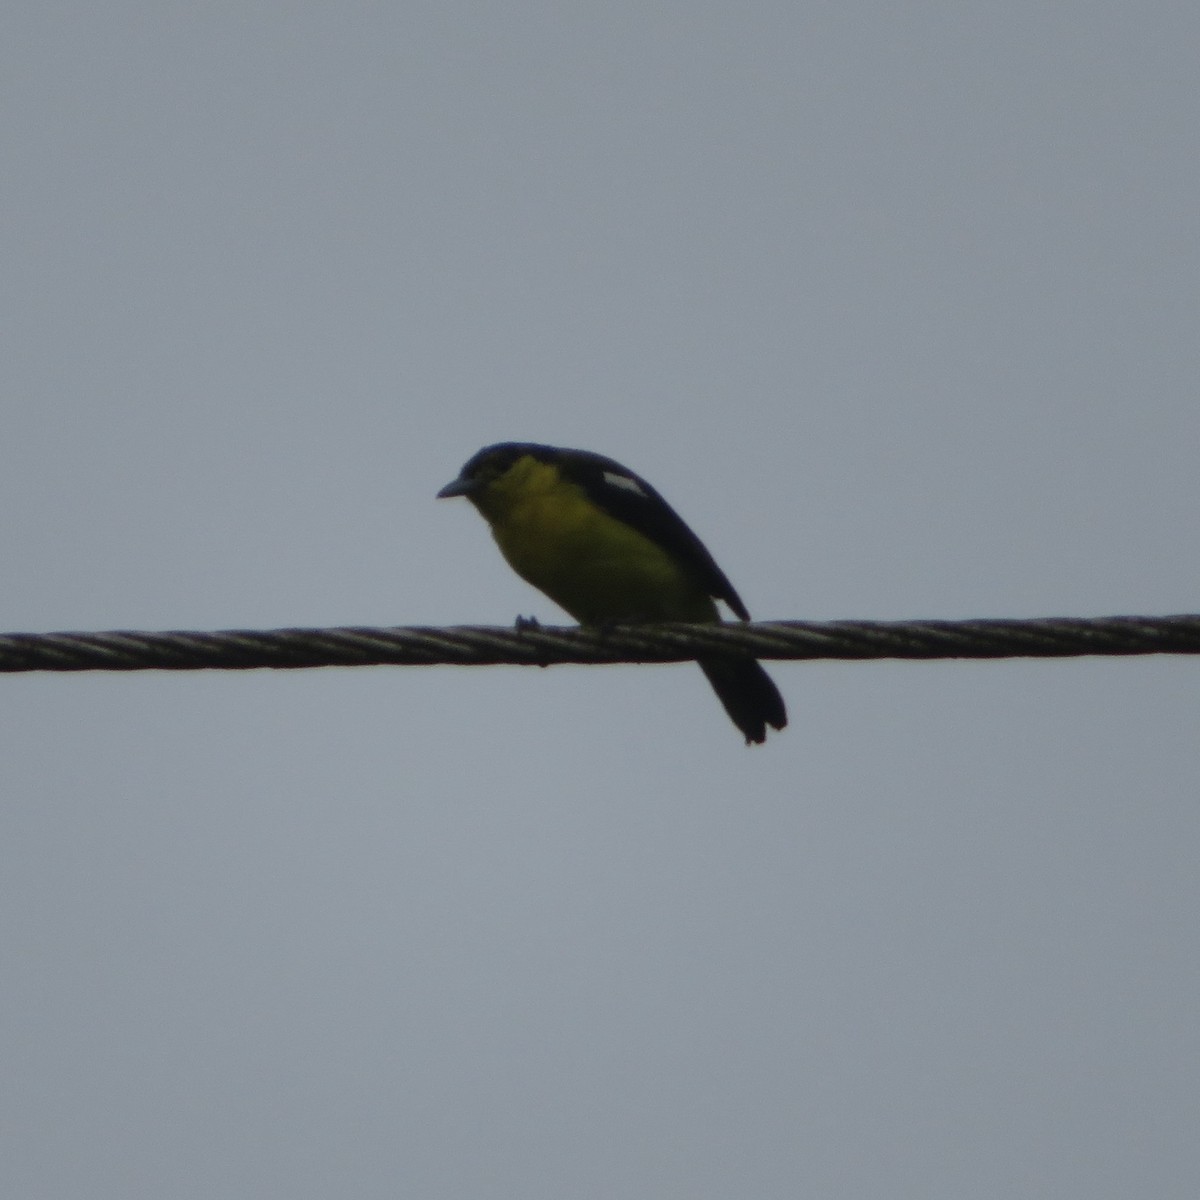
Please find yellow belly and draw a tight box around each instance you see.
[488,487,718,626]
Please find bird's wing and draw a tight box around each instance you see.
[566,450,752,621]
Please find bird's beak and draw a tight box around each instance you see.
[436,475,476,499]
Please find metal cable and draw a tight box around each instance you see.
[0,614,1197,673]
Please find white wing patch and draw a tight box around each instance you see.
[602,470,648,497]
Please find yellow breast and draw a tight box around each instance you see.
[476,457,718,626]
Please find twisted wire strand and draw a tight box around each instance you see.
[0,614,1197,673]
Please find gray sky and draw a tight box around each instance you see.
[2,3,1198,1197]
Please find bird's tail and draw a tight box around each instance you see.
[698,657,788,745]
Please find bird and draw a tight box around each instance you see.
[437,442,786,744]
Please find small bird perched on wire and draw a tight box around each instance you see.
[438,442,787,744]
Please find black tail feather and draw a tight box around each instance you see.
[698,657,787,745]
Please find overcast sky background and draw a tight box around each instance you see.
[2,3,1198,1197]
